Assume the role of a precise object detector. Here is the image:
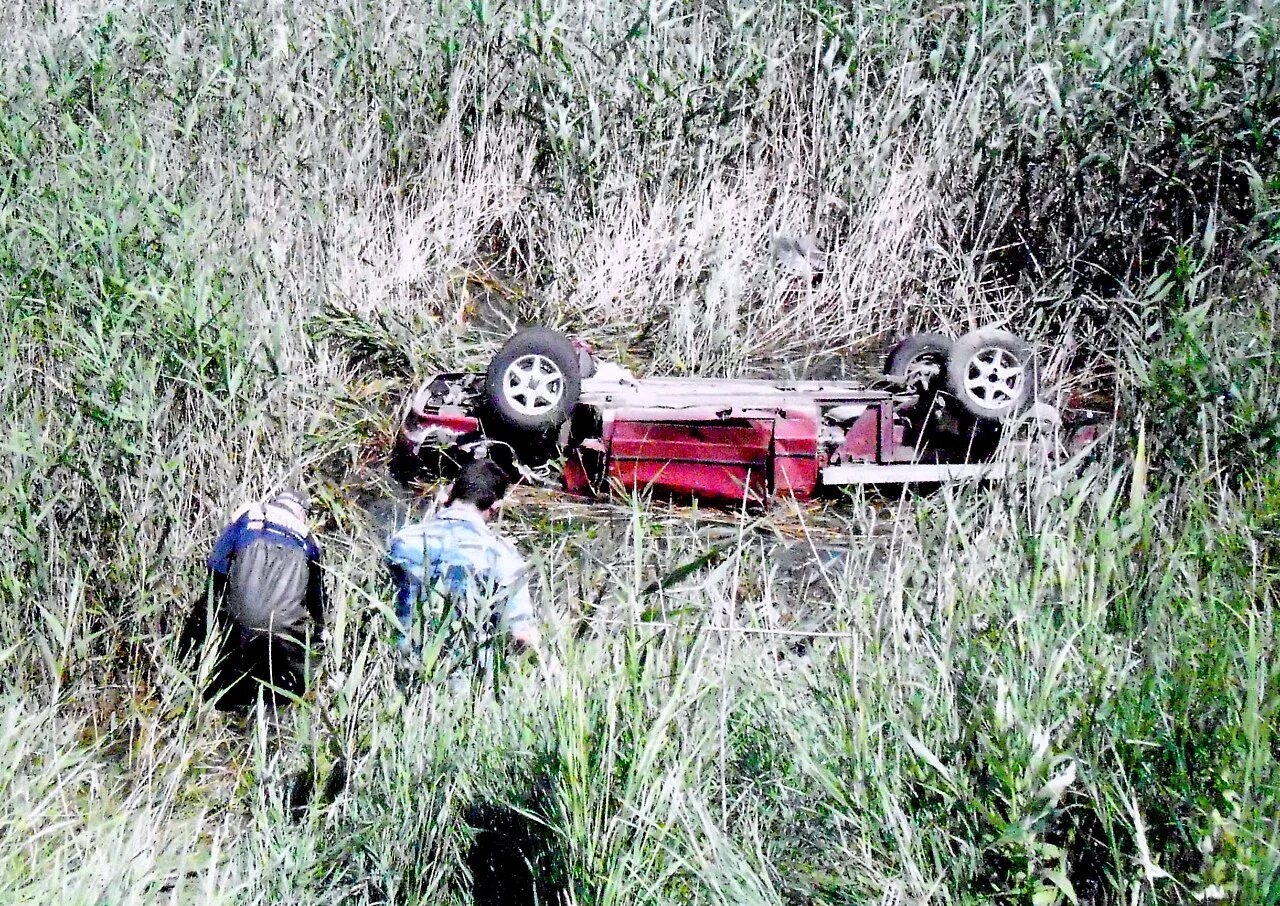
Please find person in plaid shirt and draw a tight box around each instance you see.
[386,459,542,685]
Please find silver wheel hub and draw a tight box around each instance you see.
[963,346,1025,411]
[502,354,565,416]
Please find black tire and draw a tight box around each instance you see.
[483,328,581,435]
[884,332,953,393]
[944,328,1037,422]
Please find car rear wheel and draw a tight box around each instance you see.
[884,332,953,393]
[483,327,582,435]
[944,328,1037,422]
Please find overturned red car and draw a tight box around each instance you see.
[394,326,1086,503]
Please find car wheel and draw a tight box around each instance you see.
[884,332,953,393]
[944,328,1037,422]
[483,327,582,435]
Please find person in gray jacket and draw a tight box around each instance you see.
[181,491,325,711]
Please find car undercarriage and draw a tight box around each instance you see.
[394,326,1101,504]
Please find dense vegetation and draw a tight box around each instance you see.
[1,0,1277,901]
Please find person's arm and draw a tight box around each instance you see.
[504,584,542,654]
[386,533,423,654]
[499,570,563,682]
[184,516,243,659]
[179,569,228,659]
[207,514,247,576]
[497,556,542,656]
[304,537,326,630]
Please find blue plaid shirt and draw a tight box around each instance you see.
[385,505,534,663]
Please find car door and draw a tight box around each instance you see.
[605,410,773,503]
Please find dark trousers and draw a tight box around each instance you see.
[210,627,307,711]
[181,589,309,712]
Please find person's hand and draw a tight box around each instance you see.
[509,623,542,656]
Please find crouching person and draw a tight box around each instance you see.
[181,491,326,712]
[387,459,543,690]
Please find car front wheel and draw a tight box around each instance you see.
[483,327,582,435]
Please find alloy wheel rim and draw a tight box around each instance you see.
[502,354,565,415]
[963,347,1025,410]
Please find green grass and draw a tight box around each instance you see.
[0,0,1278,902]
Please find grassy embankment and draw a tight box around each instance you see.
[1,0,1278,902]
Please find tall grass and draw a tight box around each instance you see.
[0,0,1277,901]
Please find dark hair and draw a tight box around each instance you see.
[448,459,511,511]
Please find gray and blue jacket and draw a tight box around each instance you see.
[208,501,325,641]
